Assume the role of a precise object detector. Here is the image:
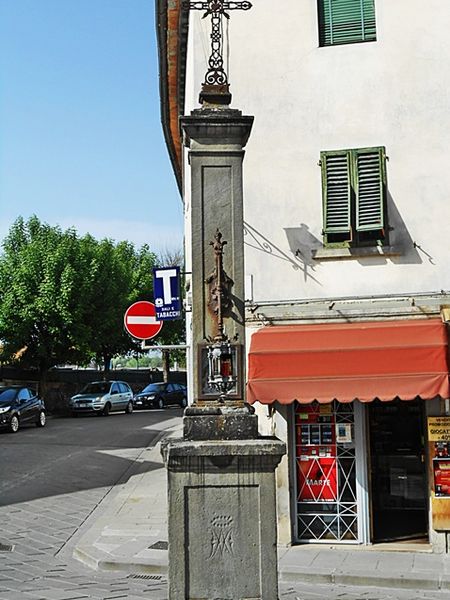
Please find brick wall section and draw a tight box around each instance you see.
[167,0,182,172]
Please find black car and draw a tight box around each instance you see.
[0,386,46,433]
[133,382,187,409]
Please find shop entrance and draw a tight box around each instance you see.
[369,398,428,542]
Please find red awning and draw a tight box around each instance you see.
[247,319,450,404]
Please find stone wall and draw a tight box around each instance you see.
[0,367,187,415]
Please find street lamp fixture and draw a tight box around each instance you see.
[207,339,236,401]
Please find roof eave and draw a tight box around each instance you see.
[155,0,189,195]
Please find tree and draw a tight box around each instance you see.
[0,216,185,389]
[0,217,93,392]
[84,239,158,373]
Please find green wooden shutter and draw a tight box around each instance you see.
[322,151,351,235]
[318,0,377,47]
[354,148,385,231]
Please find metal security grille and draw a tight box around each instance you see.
[295,401,358,542]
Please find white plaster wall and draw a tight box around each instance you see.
[184,29,196,400]
[184,0,450,303]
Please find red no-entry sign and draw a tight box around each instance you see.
[124,301,163,340]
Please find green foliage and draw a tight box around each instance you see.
[0,216,92,373]
[0,216,185,380]
[111,354,162,370]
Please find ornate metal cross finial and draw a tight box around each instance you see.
[182,0,252,105]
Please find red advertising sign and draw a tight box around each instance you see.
[434,459,450,497]
[298,456,337,502]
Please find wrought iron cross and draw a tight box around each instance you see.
[183,1,252,102]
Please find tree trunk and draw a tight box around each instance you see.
[103,352,111,379]
[38,363,49,400]
[162,350,170,382]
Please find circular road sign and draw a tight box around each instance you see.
[124,301,163,340]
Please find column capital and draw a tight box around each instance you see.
[180,109,254,150]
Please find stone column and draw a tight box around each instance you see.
[181,107,253,410]
[161,104,286,599]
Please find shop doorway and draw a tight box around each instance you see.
[294,401,362,542]
[369,398,428,542]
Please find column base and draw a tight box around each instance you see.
[161,437,286,600]
[183,404,258,440]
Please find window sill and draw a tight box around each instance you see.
[312,246,402,261]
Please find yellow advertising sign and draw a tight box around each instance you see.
[428,417,450,442]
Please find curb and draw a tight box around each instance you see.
[74,550,445,592]
[279,567,442,592]
[74,544,168,575]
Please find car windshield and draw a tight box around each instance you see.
[0,388,17,403]
[80,382,110,395]
[141,383,166,393]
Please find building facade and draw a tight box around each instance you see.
[157,0,450,552]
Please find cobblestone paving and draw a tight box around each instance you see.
[2,491,449,600]
[0,488,168,599]
[1,415,448,600]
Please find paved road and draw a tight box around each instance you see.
[0,408,178,599]
[0,408,180,507]
[1,410,448,599]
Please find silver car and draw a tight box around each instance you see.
[70,381,133,417]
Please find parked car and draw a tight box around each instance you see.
[133,382,187,409]
[69,381,134,417]
[0,386,46,433]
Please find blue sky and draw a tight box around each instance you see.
[0,0,183,253]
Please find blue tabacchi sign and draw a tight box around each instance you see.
[152,266,182,320]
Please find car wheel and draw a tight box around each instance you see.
[102,403,111,416]
[157,398,164,410]
[125,401,133,414]
[36,411,46,427]
[180,396,187,408]
[9,415,19,433]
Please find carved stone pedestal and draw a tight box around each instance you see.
[161,436,286,600]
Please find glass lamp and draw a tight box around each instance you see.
[207,339,236,401]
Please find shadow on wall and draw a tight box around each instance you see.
[246,192,428,288]
[284,223,323,282]
[285,194,425,268]
[244,221,323,286]
[387,193,424,266]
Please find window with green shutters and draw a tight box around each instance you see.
[321,147,387,247]
[318,0,377,47]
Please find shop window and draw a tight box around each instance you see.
[320,146,388,248]
[318,0,377,47]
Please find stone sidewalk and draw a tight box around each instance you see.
[73,421,450,593]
